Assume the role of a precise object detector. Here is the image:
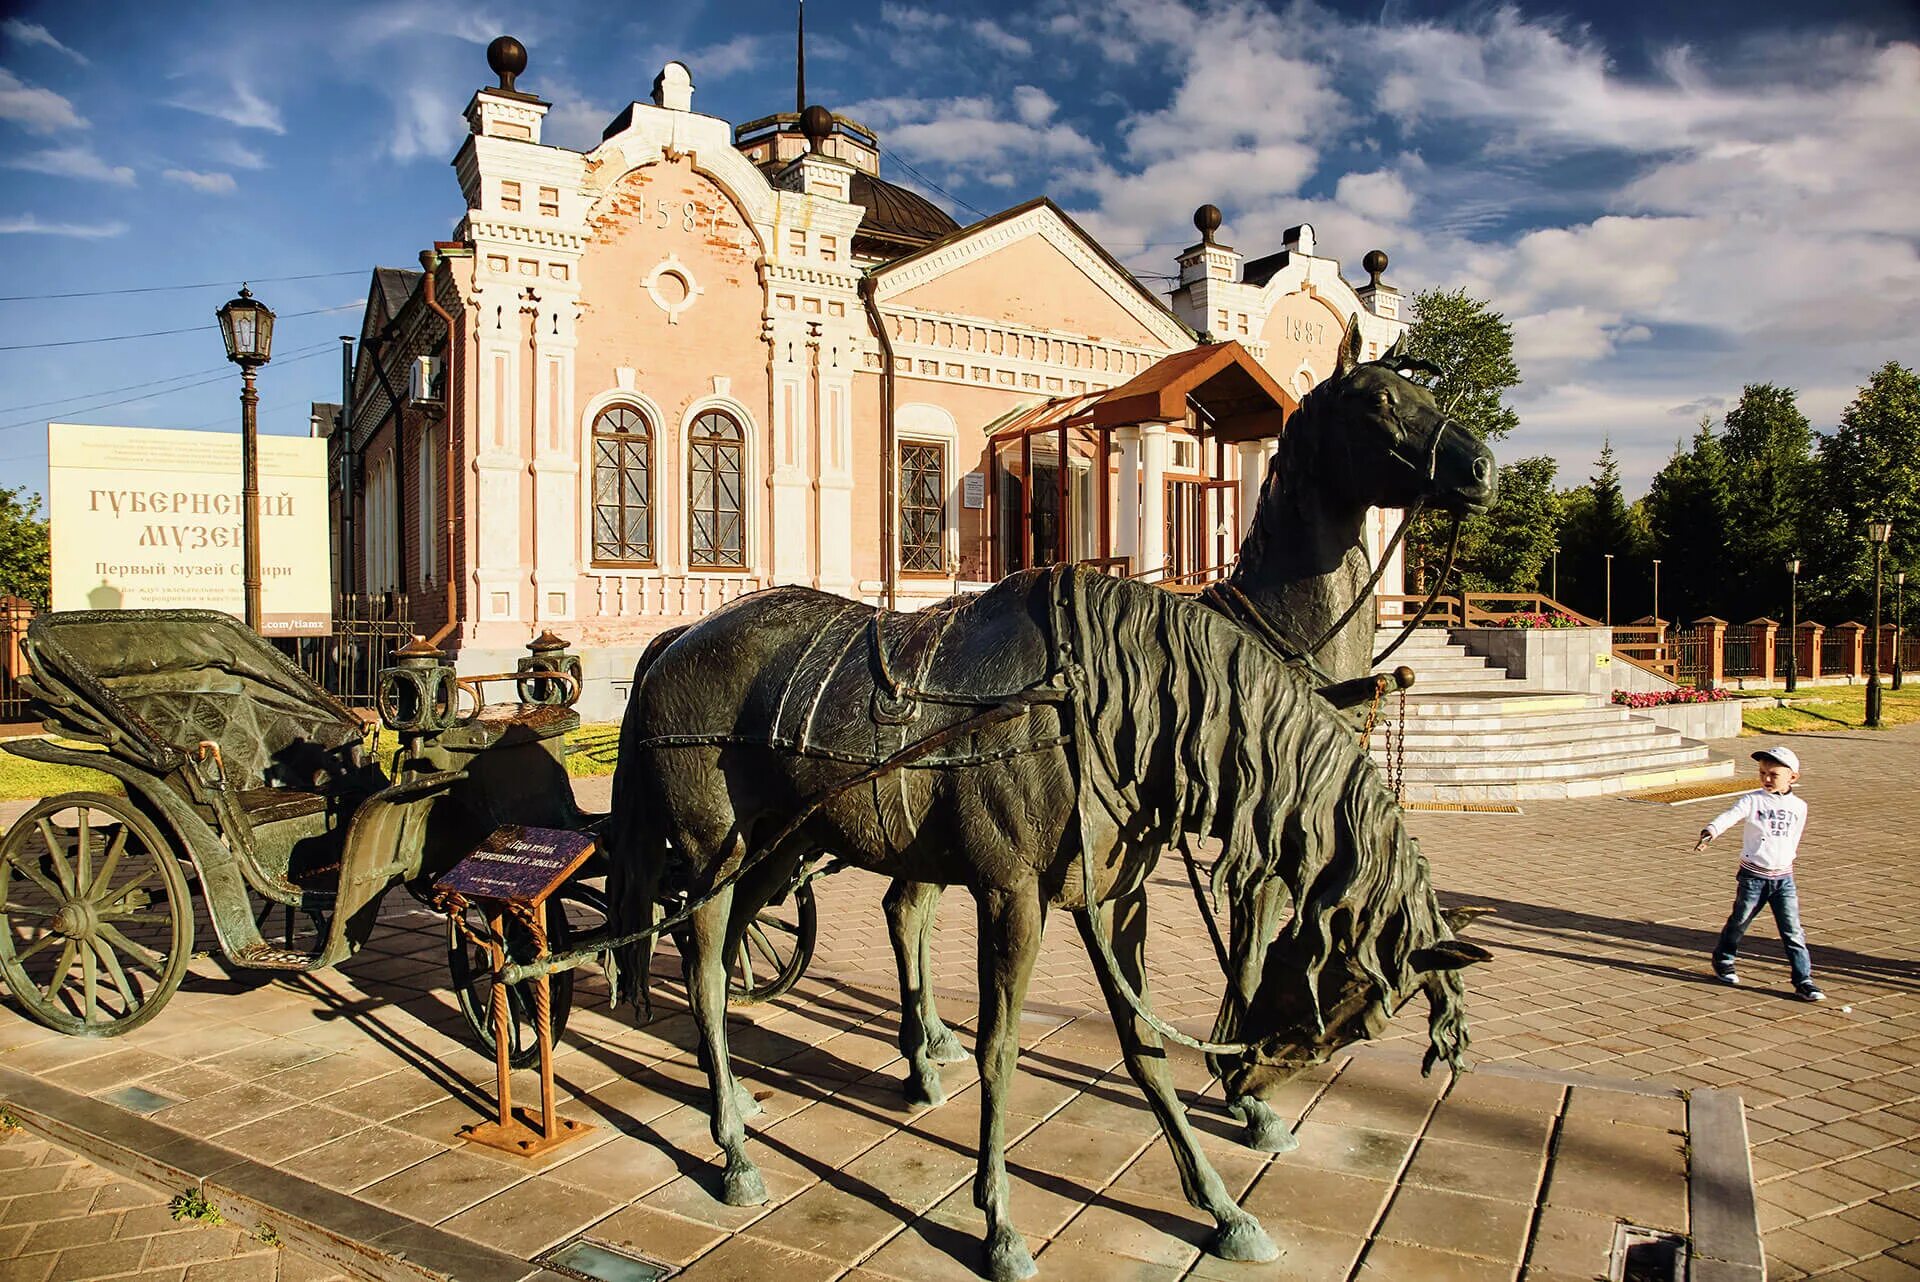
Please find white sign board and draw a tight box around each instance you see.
[48,423,332,635]
[962,471,987,510]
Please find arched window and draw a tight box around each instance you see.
[592,404,654,564]
[687,409,745,569]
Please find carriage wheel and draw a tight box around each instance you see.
[0,792,192,1037]
[447,883,604,1069]
[729,882,816,1005]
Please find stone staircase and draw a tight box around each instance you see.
[1368,629,1734,803]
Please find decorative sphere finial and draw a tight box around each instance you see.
[487,36,528,92]
[1363,249,1389,286]
[1194,203,1222,245]
[800,104,834,152]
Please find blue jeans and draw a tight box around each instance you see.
[1713,870,1814,987]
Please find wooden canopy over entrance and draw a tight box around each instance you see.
[984,341,1295,579]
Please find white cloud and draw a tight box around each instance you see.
[543,94,612,152]
[210,139,268,170]
[386,84,464,162]
[970,19,1031,58]
[0,213,126,237]
[168,81,284,134]
[163,168,236,194]
[685,33,778,79]
[6,145,133,185]
[1332,170,1415,224]
[846,92,1100,171]
[0,67,85,132]
[1011,85,1056,127]
[3,19,88,65]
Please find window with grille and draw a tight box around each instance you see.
[591,405,653,564]
[899,442,946,573]
[688,410,745,569]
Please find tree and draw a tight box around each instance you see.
[1720,384,1817,620]
[1644,420,1733,623]
[1462,456,1561,592]
[1556,441,1647,621]
[0,487,49,608]
[1813,361,1920,617]
[1399,288,1524,590]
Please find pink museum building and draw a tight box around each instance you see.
[331,38,1411,717]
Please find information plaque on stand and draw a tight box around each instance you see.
[435,825,597,1157]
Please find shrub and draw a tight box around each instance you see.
[1498,610,1582,629]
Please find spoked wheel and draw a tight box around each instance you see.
[448,882,606,1069]
[729,882,816,1005]
[0,792,192,1037]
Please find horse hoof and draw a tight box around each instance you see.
[721,1163,768,1207]
[1245,1118,1298,1153]
[1210,1216,1278,1263]
[985,1228,1037,1282]
[928,1027,968,1064]
[904,1071,947,1110]
[733,1084,763,1119]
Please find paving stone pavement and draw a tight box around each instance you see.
[1,724,1914,1280]
[0,1124,349,1282]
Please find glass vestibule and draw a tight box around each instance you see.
[993,427,1108,577]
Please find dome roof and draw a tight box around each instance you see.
[849,170,960,253]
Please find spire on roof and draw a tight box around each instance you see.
[796,1,806,116]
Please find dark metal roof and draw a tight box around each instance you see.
[849,170,959,252]
[372,267,422,320]
[1242,250,1290,289]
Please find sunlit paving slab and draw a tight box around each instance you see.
[0,910,1744,1282]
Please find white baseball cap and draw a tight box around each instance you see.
[1752,746,1801,773]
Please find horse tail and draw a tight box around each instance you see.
[605,624,689,1020]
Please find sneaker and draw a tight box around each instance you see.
[1714,967,1739,986]
[1798,984,1826,1002]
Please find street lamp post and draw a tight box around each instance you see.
[1867,519,1892,727]
[1652,558,1661,627]
[1785,558,1800,694]
[215,286,275,632]
[1604,552,1614,625]
[1896,570,1906,692]
[1549,543,1559,602]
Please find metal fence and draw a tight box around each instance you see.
[0,596,33,724]
[1819,631,1850,678]
[1721,625,1765,680]
[1671,627,1715,688]
[274,594,414,709]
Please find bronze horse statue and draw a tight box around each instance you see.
[880,319,1498,1149]
[609,566,1487,1281]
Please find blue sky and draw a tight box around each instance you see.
[2,0,1916,501]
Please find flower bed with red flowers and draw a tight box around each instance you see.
[1611,688,1734,708]
[1497,610,1584,629]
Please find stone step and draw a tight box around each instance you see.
[1378,740,1710,783]
[1403,757,1735,803]
[1371,719,1666,752]
[1390,692,1605,718]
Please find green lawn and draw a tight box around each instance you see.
[1739,685,1920,735]
[0,723,626,804]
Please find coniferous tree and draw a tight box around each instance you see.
[1719,384,1817,620]
[1644,420,1734,623]
[1556,441,1646,621]
[1811,361,1920,617]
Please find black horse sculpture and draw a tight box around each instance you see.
[609,566,1486,1281]
[880,318,1499,1148]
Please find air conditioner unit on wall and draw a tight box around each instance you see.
[408,355,444,405]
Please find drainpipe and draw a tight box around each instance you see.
[418,249,461,649]
[859,274,897,609]
[338,335,355,595]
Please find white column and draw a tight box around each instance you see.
[471,282,525,627]
[815,335,855,597]
[1236,441,1267,540]
[1114,426,1141,567]
[768,325,812,586]
[1139,421,1169,579]
[530,295,579,622]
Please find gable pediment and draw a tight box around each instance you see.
[873,202,1189,351]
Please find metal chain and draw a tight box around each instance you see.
[1358,684,1385,751]
[1390,684,1409,803]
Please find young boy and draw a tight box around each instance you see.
[1693,746,1823,1001]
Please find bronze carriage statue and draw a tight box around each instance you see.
[0,610,812,1051]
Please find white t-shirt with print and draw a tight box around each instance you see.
[1704,789,1807,878]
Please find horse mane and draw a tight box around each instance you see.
[1061,568,1465,1066]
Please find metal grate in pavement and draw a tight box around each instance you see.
[1402,801,1524,814]
[1621,778,1753,805]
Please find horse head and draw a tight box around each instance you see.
[1276,316,1497,519]
[1217,886,1493,1104]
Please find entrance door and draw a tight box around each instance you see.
[1165,479,1237,581]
